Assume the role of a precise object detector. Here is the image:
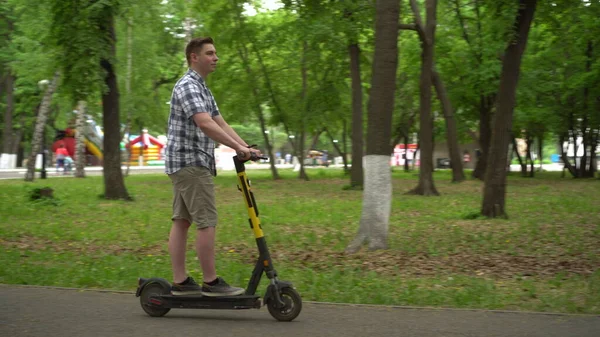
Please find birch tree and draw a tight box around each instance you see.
[24,72,59,181]
[346,0,400,253]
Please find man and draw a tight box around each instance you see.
[165,37,261,296]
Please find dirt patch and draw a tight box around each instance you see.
[274,248,599,279]
[5,235,598,280]
[1,236,166,257]
[217,243,599,280]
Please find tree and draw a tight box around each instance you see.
[399,0,465,183]
[346,0,400,253]
[2,0,58,167]
[436,0,509,181]
[24,73,59,181]
[100,5,130,199]
[481,0,537,218]
[406,0,440,195]
[341,0,375,188]
[348,42,365,187]
[534,0,600,179]
[1,3,15,155]
[49,0,130,199]
[74,100,86,178]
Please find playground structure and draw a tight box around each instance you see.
[126,129,166,166]
[392,143,419,167]
[51,118,104,166]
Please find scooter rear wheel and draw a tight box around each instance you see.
[140,283,171,317]
[267,287,302,321]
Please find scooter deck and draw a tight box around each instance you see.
[150,294,262,310]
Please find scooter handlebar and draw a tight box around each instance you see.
[249,153,268,161]
[236,152,268,162]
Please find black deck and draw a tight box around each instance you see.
[151,294,262,310]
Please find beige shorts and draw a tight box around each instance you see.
[168,166,217,229]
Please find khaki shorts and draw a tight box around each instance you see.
[168,166,217,229]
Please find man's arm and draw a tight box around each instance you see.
[193,113,249,157]
[213,115,248,147]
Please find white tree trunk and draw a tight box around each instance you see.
[74,100,87,178]
[345,155,392,253]
[24,72,60,182]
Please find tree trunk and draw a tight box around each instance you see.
[298,41,309,181]
[24,73,60,182]
[404,135,410,172]
[298,129,308,180]
[407,0,439,196]
[473,95,493,180]
[527,135,535,178]
[9,114,24,156]
[581,40,593,178]
[348,43,364,188]
[538,135,543,172]
[453,0,493,181]
[559,134,577,177]
[511,136,526,176]
[590,130,598,178]
[432,70,465,182]
[259,113,279,179]
[346,0,400,254]
[3,73,15,154]
[100,14,130,200]
[325,127,347,169]
[482,0,537,218]
[124,17,133,178]
[526,135,534,177]
[75,101,87,178]
[237,45,280,180]
[342,120,349,172]
[234,12,279,180]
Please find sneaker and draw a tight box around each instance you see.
[171,277,203,295]
[201,277,245,297]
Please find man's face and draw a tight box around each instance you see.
[191,43,218,75]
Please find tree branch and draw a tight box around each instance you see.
[398,23,417,31]
[453,0,471,46]
[409,0,428,44]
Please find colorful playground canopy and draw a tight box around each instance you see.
[126,129,166,149]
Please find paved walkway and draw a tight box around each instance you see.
[1,286,598,337]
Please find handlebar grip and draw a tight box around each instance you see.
[249,152,268,161]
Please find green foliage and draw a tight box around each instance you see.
[2,0,598,176]
[48,0,120,102]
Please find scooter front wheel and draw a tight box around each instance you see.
[140,283,171,317]
[267,287,302,322]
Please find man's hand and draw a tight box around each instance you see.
[249,148,263,159]
[236,146,263,161]
[236,147,251,160]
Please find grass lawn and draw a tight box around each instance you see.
[1,168,599,314]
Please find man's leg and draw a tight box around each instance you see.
[169,219,190,284]
[196,227,217,283]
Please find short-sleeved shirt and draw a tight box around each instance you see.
[55,147,69,159]
[165,69,221,175]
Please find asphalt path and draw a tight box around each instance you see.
[1,286,598,337]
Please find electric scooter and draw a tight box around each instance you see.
[136,153,302,321]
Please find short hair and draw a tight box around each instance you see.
[185,37,214,66]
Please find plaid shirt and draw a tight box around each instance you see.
[165,69,221,175]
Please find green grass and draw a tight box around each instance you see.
[1,168,599,314]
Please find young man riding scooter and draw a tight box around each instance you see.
[164,37,261,296]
